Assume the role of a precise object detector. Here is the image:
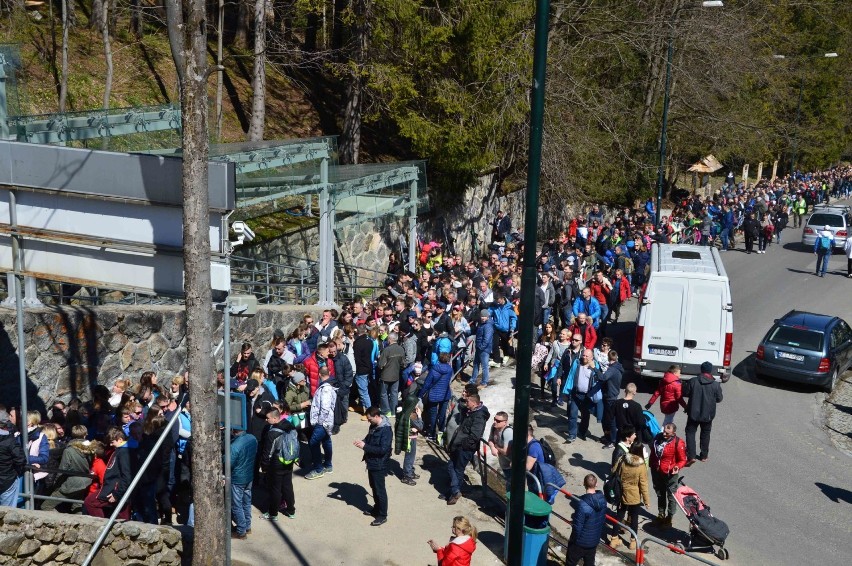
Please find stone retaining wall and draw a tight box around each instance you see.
[0,508,182,566]
[0,304,324,410]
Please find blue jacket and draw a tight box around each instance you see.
[230,432,258,486]
[475,319,494,353]
[572,296,602,323]
[430,335,453,367]
[362,416,393,471]
[490,303,517,333]
[420,362,453,402]
[571,491,608,548]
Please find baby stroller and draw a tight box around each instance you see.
[672,478,730,560]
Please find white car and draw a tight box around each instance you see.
[801,205,850,250]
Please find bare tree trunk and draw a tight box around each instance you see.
[90,0,102,29]
[247,0,266,141]
[331,0,348,52]
[234,0,249,48]
[101,0,112,111]
[340,0,369,164]
[59,0,69,112]
[215,0,224,140]
[165,0,222,562]
[130,0,142,38]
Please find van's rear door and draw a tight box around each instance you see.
[682,279,726,366]
[643,278,686,361]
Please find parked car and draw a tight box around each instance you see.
[801,205,850,250]
[755,310,852,392]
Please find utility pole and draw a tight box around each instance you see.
[506,0,549,559]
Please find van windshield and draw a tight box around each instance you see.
[767,326,823,351]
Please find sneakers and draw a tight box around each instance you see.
[410,473,421,480]
[401,477,416,486]
[283,512,296,520]
[324,465,334,474]
[361,414,369,421]
[602,443,614,449]
[436,432,444,445]
[305,470,325,480]
[231,532,247,540]
[502,357,514,367]
[684,458,697,468]
[260,512,278,522]
[370,517,387,527]
[488,360,500,368]
[446,493,461,505]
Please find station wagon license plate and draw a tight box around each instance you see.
[649,347,677,356]
[777,351,804,362]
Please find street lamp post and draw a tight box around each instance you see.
[773,53,839,175]
[655,1,723,227]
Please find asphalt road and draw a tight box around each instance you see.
[633,223,852,565]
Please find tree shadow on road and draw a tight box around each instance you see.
[815,482,852,504]
[327,481,369,512]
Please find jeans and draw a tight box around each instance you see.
[685,418,713,460]
[379,380,399,416]
[309,426,333,473]
[446,449,475,497]
[368,469,388,518]
[566,391,592,440]
[720,227,730,250]
[402,439,418,478]
[542,307,551,326]
[354,374,372,409]
[758,233,768,251]
[597,304,609,329]
[424,400,449,439]
[0,478,19,507]
[471,349,491,385]
[231,481,252,534]
[652,470,679,518]
[816,251,830,276]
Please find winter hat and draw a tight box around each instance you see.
[245,379,260,394]
[824,225,830,231]
[700,361,713,374]
[291,372,307,386]
[413,362,423,374]
[480,309,491,318]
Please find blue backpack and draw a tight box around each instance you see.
[817,235,832,252]
[643,410,662,437]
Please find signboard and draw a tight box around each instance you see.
[217,391,247,430]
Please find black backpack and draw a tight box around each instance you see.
[603,455,625,505]
[530,438,557,466]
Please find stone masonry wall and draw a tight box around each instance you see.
[0,508,182,566]
[0,304,325,410]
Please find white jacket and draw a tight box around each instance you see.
[844,237,852,259]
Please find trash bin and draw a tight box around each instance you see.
[504,491,552,566]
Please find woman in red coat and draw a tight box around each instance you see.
[645,365,687,425]
[428,516,478,566]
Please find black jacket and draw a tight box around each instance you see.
[0,432,27,493]
[354,334,374,376]
[362,416,393,471]
[682,373,723,422]
[614,398,644,432]
[99,444,132,501]
[261,419,295,470]
[333,352,355,390]
[599,362,624,401]
[449,403,491,453]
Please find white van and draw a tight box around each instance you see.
[633,244,733,381]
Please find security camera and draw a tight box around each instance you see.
[229,221,255,246]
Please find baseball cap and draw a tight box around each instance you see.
[408,310,418,318]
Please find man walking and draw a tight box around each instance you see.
[306,368,336,479]
[230,428,258,537]
[444,393,490,505]
[354,407,393,526]
[682,361,723,466]
[561,348,603,443]
[490,295,517,366]
[814,225,835,277]
[377,332,405,417]
[650,423,687,527]
[470,309,494,387]
[566,474,608,566]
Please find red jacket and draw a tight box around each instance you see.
[647,371,686,414]
[568,322,597,350]
[303,353,336,397]
[436,536,477,566]
[588,280,610,306]
[650,434,687,475]
[615,275,631,303]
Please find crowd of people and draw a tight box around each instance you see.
[0,165,849,564]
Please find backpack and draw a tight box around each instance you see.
[643,410,662,437]
[531,438,557,466]
[275,429,300,466]
[817,235,831,251]
[603,455,625,505]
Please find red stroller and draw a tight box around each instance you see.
[672,478,730,560]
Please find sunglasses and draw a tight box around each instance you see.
[134,411,143,415]
[571,338,582,342]
[494,419,507,423]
